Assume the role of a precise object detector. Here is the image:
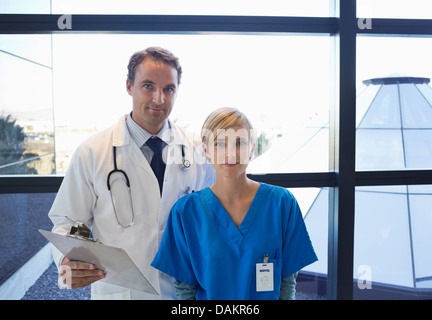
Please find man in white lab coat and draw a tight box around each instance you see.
[48,47,215,299]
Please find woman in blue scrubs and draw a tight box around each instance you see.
[152,107,317,300]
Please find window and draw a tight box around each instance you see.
[354,185,432,299]
[0,193,56,284]
[357,0,432,19]
[356,37,432,171]
[0,0,50,14]
[51,0,331,17]
[0,35,54,175]
[2,0,432,300]
[299,187,328,299]
[51,34,330,174]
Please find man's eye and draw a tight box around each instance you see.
[143,84,152,89]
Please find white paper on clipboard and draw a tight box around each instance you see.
[39,229,158,295]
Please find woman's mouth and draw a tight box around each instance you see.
[223,163,238,167]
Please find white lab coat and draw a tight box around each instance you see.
[48,115,215,300]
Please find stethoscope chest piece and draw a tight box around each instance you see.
[183,159,191,169]
[180,144,191,170]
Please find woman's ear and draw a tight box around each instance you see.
[202,143,211,162]
[249,142,256,160]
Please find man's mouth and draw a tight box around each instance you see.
[148,106,164,111]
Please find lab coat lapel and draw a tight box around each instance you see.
[161,121,185,194]
[112,115,154,174]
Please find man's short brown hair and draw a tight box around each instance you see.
[127,47,182,85]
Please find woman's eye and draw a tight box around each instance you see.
[215,141,225,147]
[236,140,247,146]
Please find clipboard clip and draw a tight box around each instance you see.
[67,221,102,243]
[69,221,91,238]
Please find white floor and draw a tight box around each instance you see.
[0,243,53,300]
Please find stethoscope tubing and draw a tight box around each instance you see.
[107,144,190,228]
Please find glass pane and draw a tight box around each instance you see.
[357,37,432,89]
[0,48,54,175]
[357,85,400,129]
[356,37,432,171]
[400,83,432,129]
[0,0,50,14]
[356,129,404,170]
[410,192,432,289]
[354,185,432,299]
[52,34,330,174]
[51,0,330,17]
[0,193,56,285]
[0,35,52,67]
[404,130,432,169]
[357,0,432,19]
[289,187,327,300]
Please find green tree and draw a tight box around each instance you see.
[0,114,38,174]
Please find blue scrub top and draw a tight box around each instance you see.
[151,183,317,300]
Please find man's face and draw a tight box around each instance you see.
[126,58,178,134]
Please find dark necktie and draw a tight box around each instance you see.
[146,137,166,195]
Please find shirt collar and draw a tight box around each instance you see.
[126,112,171,147]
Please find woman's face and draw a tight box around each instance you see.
[204,124,254,178]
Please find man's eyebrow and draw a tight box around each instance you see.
[139,80,177,88]
[140,80,155,84]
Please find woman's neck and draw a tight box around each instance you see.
[210,174,259,203]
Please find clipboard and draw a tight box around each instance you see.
[39,229,158,295]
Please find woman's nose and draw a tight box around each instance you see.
[226,144,237,164]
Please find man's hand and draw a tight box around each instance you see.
[60,257,106,289]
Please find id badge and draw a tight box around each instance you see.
[256,255,274,292]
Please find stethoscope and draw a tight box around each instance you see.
[179,144,191,169]
[107,144,190,228]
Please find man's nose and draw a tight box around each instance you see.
[153,89,165,104]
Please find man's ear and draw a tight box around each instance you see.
[126,79,133,96]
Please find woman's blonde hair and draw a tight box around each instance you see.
[201,107,255,145]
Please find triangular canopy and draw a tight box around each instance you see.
[303,75,432,294]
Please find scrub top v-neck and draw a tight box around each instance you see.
[151,183,317,300]
[204,185,261,250]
